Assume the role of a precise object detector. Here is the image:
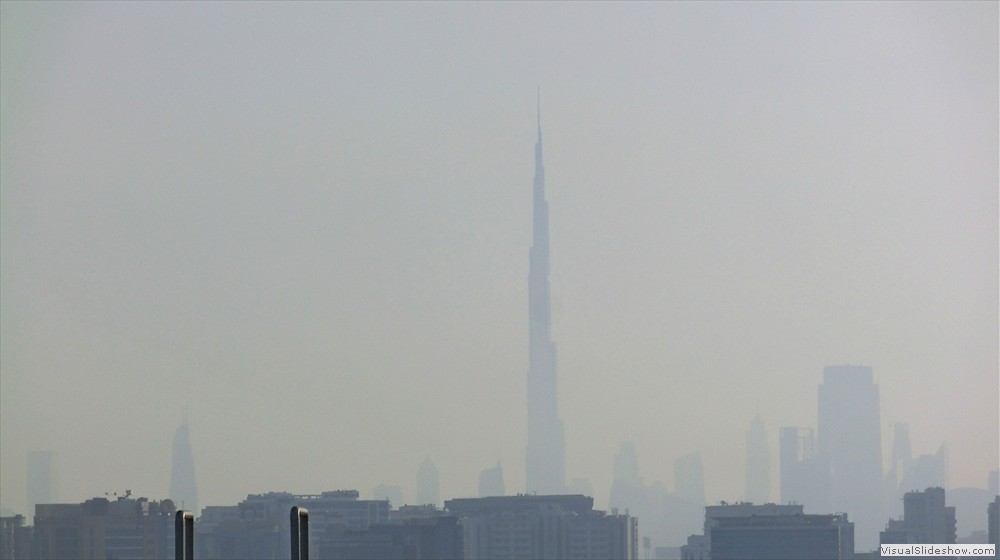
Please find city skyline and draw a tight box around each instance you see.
[1,1,997,520]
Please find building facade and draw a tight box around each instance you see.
[32,494,175,560]
[681,502,807,560]
[196,490,390,560]
[779,426,831,513]
[416,457,440,507]
[445,494,636,560]
[478,463,505,498]
[710,512,854,560]
[818,365,885,549]
[0,515,32,560]
[745,414,771,504]
[879,487,956,546]
[26,451,55,519]
[319,514,462,560]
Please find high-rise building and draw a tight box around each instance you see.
[817,365,884,549]
[668,453,708,546]
[609,442,669,549]
[675,453,705,508]
[169,421,198,515]
[745,414,771,504]
[779,426,831,512]
[478,463,505,498]
[525,94,565,495]
[27,450,55,516]
[417,456,440,507]
[900,445,948,495]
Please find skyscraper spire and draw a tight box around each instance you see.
[525,93,565,495]
[170,417,198,514]
[537,86,542,143]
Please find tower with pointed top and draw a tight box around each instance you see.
[169,420,198,514]
[525,95,566,495]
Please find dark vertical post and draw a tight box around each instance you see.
[175,510,184,560]
[300,508,309,560]
[184,512,194,560]
[175,510,194,560]
[290,506,309,560]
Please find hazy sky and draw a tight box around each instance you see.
[1,1,997,518]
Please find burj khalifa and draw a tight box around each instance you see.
[525,96,566,495]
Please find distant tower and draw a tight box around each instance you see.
[890,423,912,479]
[27,450,55,514]
[818,365,884,549]
[169,419,198,515]
[416,456,439,507]
[613,441,642,487]
[779,426,831,512]
[745,414,771,504]
[373,484,405,508]
[525,91,566,495]
[674,453,706,508]
[479,462,505,498]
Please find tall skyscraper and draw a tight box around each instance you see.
[479,462,505,498]
[817,365,884,549]
[27,450,55,515]
[525,95,565,495]
[169,421,198,515]
[779,426,831,512]
[416,456,440,507]
[745,414,771,504]
[675,453,706,508]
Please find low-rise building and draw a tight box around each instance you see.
[445,494,636,560]
[32,494,175,560]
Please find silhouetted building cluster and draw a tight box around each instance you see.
[7,112,998,560]
[4,490,641,559]
[610,443,708,550]
[30,493,176,560]
[775,365,960,551]
[0,515,32,560]
[196,490,392,559]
